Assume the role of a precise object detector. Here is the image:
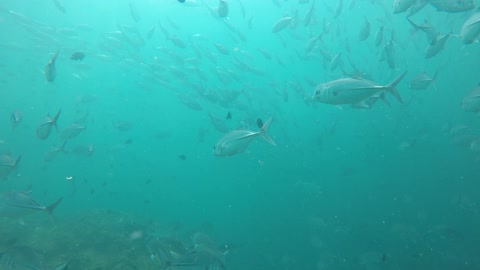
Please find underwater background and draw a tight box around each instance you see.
[1,0,480,269]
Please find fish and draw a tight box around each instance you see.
[462,83,480,112]
[375,26,384,47]
[44,141,68,162]
[70,52,85,60]
[272,16,294,33]
[359,17,370,41]
[215,43,230,55]
[407,18,438,46]
[226,112,232,120]
[313,71,407,106]
[461,9,480,44]
[217,0,229,18]
[71,143,94,157]
[424,33,449,59]
[304,0,315,26]
[36,109,61,140]
[52,0,66,13]
[330,52,342,71]
[60,123,86,140]
[406,0,428,16]
[427,0,475,13]
[44,50,59,82]
[10,110,22,129]
[0,153,21,180]
[172,244,226,270]
[146,25,156,39]
[214,117,276,157]
[409,71,438,90]
[334,0,343,18]
[129,1,141,22]
[392,0,416,14]
[0,191,62,221]
[0,246,47,270]
[147,237,187,269]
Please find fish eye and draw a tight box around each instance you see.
[332,90,338,96]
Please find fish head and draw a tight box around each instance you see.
[213,143,226,156]
[312,83,337,104]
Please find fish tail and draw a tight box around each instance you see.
[52,108,62,133]
[260,117,277,146]
[46,197,63,224]
[379,92,390,107]
[385,71,407,104]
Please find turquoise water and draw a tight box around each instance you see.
[1,0,480,269]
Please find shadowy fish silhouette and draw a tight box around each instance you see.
[44,50,59,82]
[0,153,21,180]
[0,191,63,222]
[36,109,61,140]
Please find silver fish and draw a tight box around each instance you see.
[172,244,226,270]
[424,33,449,59]
[462,83,480,112]
[427,0,475,13]
[44,50,59,82]
[313,71,407,106]
[375,25,384,47]
[392,0,416,14]
[334,0,343,18]
[359,17,370,41]
[0,246,47,270]
[10,110,22,129]
[217,0,229,18]
[304,0,315,26]
[0,154,21,180]
[52,0,66,13]
[461,9,480,44]
[406,0,428,16]
[0,191,62,221]
[272,16,294,33]
[71,143,95,157]
[214,117,276,157]
[409,71,438,90]
[129,1,141,22]
[60,123,86,140]
[36,109,61,140]
[407,18,438,46]
[147,237,187,268]
[44,141,68,162]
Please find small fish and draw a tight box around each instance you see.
[179,154,187,160]
[70,52,85,60]
[52,0,66,13]
[226,112,232,120]
[313,71,407,106]
[146,25,156,39]
[60,123,86,140]
[334,0,343,18]
[462,83,480,112]
[409,71,438,90]
[0,191,62,221]
[0,246,47,270]
[375,26,384,47]
[304,0,316,26]
[10,110,22,129]
[44,140,68,162]
[461,9,480,44]
[129,1,141,22]
[392,0,416,14]
[256,118,263,128]
[359,17,370,41]
[0,154,21,180]
[215,43,230,55]
[424,34,449,59]
[36,109,61,140]
[214,117,276,157]
[71,143,94,157]
[272,16,294,33]
[428,0,475,13]
[217,0,229,18]
[44,50,59,82]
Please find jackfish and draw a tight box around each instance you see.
[214,117,276,157]
[0,191,62,221]
[36,109,61,140]
[44,50,59,82]
[313,71,407,106]
[461,9,480,44]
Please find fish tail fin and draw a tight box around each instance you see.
[380,92,391,107]
[52,108,62,133]
[385,71,407,104]
[46,197,63,224]
[260,117,276,146]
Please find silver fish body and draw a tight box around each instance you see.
[272,17,293,33]
[217,0,228,18]
[313,71,407,105]
[0,191,62,220]
[409,71,438,90]
[375,26,384,47]
[462,84,480,112]
[427,0,475,13]
[36,109,61,140]
[0,154,21,180]
[461,10,480,44]
[392,0,416,14]
[44,50,59,82]
[214,117,276,157]
[0,246,47,270]
[424,34,449,59]
[359,17,370,41]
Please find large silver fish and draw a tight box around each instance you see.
[36,109,61,140]
[0,191,62,221]
[409,71,438,90]
[0,153,21,180]
[462,83,480,112]
[147,237,187,269]
[427,0,475,13]
[461,9,480,44]
[214,117,276,157]
[407,18,438,46]
[313,71,407,106]
[272,16,294,33]
[424,33,449,59]
[392,0,416,14]
[44,50,59,82]
[0,246,47,270]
